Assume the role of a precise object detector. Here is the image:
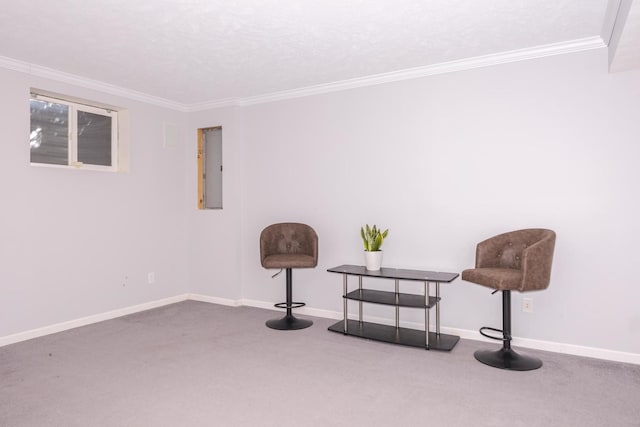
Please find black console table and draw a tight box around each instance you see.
[327,264,460,351]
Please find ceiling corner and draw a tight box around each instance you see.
[608,0,640,72]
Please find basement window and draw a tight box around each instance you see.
[30,91,120,172]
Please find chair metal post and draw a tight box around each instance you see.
[285,268,293,318]
[502,290,512,350]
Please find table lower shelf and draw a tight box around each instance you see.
[328,319,459,351]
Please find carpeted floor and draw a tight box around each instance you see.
[1,301,639,426]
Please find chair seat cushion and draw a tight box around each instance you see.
[262,254,317,269]
[461,268,523,291]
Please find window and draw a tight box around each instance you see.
[30,92,119,171]
[197,126,223,209]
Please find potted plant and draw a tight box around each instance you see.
[360,224,389,270]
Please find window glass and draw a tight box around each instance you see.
[77,110,112,166]
[30,99,69,165]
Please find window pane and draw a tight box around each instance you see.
[30,99,69,165]
[77,111,112,166]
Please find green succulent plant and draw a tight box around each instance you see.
[360,224,389,252]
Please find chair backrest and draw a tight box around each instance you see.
[476,228,556,291]
[260,223,318,268]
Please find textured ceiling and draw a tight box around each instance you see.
[0,0,619,106]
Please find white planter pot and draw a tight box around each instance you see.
[364,250,383,271]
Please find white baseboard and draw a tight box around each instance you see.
[437,323,640,365]
[2,294,639,365]
[188,293,241,307]
[0,294,189,347]
[240,299,640,365]
[236,298,273,311]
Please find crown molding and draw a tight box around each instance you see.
[233,36,606,108]
[1,36,606,112]
[0,55,30,73]
[0,55,189,112]
[183,97,241,112]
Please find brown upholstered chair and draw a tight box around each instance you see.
[260,223,318,330]
[462,228,556,370]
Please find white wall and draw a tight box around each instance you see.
[2,46,639,357]
[236,48,640,355]
[0,68,190,337]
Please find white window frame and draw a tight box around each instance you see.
[30,92,119,172]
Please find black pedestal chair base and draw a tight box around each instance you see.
[472,293,544,371]
[266,315,313,330]
[474,348,542,371]
[266,299,313,330]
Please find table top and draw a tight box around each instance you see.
[327,264,459,283]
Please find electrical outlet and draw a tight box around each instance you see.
[523,297,533,313]
[147,272,155,284]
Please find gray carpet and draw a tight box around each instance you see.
[1,301,639,427]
